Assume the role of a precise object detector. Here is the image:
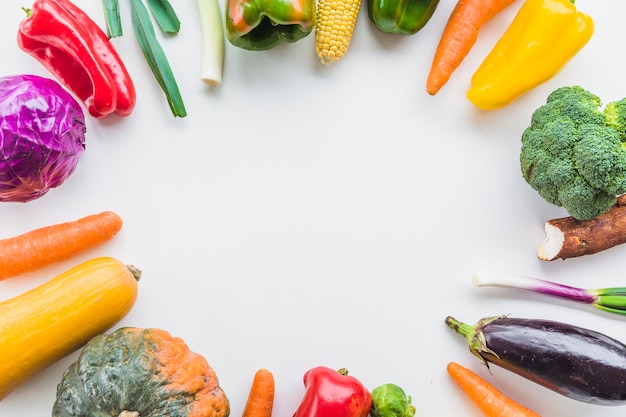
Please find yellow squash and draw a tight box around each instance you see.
[0,256,140,400]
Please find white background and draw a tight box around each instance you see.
[1,0,626,416]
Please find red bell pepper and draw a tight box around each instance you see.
[293,366,372,417]
[17,0,136,118]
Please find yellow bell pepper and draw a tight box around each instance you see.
[466,0,594,111]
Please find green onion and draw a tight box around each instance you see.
[102,0,123,37]
[145,0,180,33]
[196,0,224,86]
[130,0,186,117]
[101,0,186,117]
[473,270,626,316]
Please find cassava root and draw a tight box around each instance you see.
[538,194,626,261]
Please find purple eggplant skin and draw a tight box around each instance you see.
[445,315,626,406]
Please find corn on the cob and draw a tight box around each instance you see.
[315,0,362,64]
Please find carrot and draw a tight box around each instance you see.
[426,0,518,95]
[0,211,123,280]
[447,361,542,417]
[242,368,275,417]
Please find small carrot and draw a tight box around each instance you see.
[0,211,123,280]
[426,0,518,95]
[447,361,542,417]
[242,368,275,417]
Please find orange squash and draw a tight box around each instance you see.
[53,327,230,417]
[0,256,140,400]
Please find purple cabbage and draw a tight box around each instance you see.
[0,74,86,202]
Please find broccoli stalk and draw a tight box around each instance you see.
[520,86,626,220]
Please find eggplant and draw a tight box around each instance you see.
[445,315,626,405]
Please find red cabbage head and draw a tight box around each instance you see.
[0,74,86,202]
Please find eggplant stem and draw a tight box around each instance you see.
[445,316,501,366]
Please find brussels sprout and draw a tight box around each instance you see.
[370,383,416,417]
[0,74,86,202]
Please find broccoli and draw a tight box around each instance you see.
[520,86,626,220]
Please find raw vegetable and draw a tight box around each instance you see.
[467,0,594,110]
[0,74,85,202]
[18,0,136,118]
[537,194,626,260]
[473,270,626,316]
[445,315,626,405]
[367,0,439,35]
[102,0,187,117]
[102,0,122,36]
[447,361,541,417]
[0,211,123,280]
[197,0,225,86]
[425,0,518,95]
[225,0,315,50]
[369,383,415,417]
[242,368,275,417]
[143,0,181,32]
[0,257,140,400]
[293,366,372,417]
[520,86,626,220]
[315,0,362,64]
[44,0,136,115]
[53,327,229,417]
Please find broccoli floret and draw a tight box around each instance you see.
[520,86,626,220]
[604,97,626,139]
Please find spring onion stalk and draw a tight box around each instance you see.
[101,0,186,117]
[196,0,224,86]
[473,270,626,315]
[102,0,123,37]
[130,0,187,117]
[145,0,181,33]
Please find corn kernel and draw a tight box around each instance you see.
[315,0,362,64]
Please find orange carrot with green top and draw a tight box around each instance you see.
[447,361,542,417]
[0,211,123,280]
[242,368,275,417]
[426,0,518,95]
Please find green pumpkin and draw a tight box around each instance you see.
[52,327,230,417]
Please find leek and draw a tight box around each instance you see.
[473,270,626,315]
[102,0,123,37]
[101,0,186,117]
[196,0,225,86]
[130,0,186,117]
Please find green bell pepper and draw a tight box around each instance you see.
[367,0,439,35]
[225,0,315,50]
